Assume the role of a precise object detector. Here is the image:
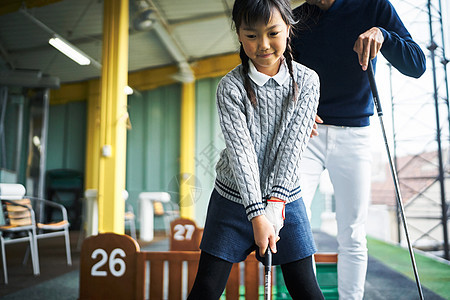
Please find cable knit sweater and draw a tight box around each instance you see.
[214,61,319,221]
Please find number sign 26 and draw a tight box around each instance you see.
[80,233,139,300]
[91,248,126,277]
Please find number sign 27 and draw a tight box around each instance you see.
[170,218,202,251]
[173,224,195,241]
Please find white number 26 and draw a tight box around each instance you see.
[91,248,126,277]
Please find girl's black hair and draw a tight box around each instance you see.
[232,0,298,106]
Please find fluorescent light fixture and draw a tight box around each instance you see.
[49,36,91,66]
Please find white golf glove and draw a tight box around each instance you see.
[265,198,286,237]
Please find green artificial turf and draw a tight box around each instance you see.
[367,236,450,299]
[220,263,339,299]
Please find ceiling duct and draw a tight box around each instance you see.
[0,69,60,88]
[146,0,195,83]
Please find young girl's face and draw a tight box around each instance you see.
[238,8,290,77]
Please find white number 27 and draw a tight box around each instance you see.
[173,224,195,241]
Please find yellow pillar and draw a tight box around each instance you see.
[84,80,100,191]
[179,82,196,219]
[97,0,129,233]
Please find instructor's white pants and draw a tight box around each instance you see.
[300,124,372,300]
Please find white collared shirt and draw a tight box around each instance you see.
[248,59,289,87]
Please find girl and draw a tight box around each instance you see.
[188,0,324,299]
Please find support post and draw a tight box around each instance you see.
[97,0,129,234]
[427,0,449,260]
[179,82,196,219]
[84,80,101,191]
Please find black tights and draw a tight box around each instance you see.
[280,256,325,300]
[187,251,324,300]
[187,252,233,300]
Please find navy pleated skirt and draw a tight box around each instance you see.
[200,189,316,265]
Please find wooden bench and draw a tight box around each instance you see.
[79,232,337,300]
[136,250,271,300]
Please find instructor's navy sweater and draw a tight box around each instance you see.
[292,0,426,127]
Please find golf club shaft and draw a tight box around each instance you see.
[264,248,272,300]
[367,60,424,300]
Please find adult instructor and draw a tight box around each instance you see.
[292,0,426,299]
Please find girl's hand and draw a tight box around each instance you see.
[251,215,278,257]
[265,198,285,237]
[310,115,323,138]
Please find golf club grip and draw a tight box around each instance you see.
[367,60,383,116]
[264,248,272,300]
[264,248,272,272]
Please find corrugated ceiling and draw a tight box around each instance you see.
[0,0,305,84]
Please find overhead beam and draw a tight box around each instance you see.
[49,53,240,104]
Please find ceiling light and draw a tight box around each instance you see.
[133,9,155,31]
[49,35,91,66]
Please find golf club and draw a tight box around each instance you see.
[264,248,272,300]
[367,60,424,300]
